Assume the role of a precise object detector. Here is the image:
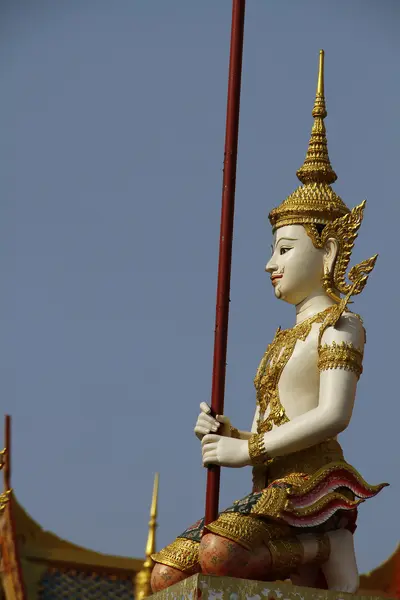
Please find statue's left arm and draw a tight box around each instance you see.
[257,313,365,460]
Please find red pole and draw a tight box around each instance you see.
[4,415,11,491]
[204,0,246,528]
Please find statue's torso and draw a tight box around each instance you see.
[253,307,363,434]
[277,321,321,419]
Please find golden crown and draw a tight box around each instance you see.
[269,50,350,229]
[269,50,377,302]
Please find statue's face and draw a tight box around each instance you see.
[265,224,325,305]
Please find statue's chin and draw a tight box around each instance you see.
[274,285,296,305]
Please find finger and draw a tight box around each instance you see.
[202,443,218,455]
[216,415,229,424]
[203,454,218,466]
[200,402,211,414]
[202,447,218,459]
[201,434,221,446]
[198,423,219,434]
[199,414,219,428]
[194,426,211,436]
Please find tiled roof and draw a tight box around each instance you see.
[38,567,134,599]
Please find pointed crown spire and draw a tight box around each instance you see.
[296,50,337,185]
[269,50,349,230]
[135,473,159,600]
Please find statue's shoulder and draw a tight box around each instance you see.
[320,309,366,350]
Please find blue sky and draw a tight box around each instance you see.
[0,0,398,574]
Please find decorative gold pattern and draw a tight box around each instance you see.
[317,292,352,347]
[268,50,377,303]
[252,464,268,493]
[0,447,6,468]
[270,182,348,230]
[206,513,289,551]
[230,426,241,439]
[269,51,348,230]
[267,439,344,486]
[250,485,289,518]
[267,537,304,574]
[315,533,331,564]
[297,49,335,184]
[284,459,385,498]
[309,201,378,302]
[318,341,364,379]
[254,306,335,435]
[152,538,199,573]
[248,434,269,465]
[0,489,11,512]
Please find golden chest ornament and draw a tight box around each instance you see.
[254,306,336,435]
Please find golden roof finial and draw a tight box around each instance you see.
[135,473,159,600]
[296,49,337,186]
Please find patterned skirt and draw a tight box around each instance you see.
[152,439,387,573]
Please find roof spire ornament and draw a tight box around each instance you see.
[135,473,159,600]
[296,50,337,185]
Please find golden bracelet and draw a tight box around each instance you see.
[248,433,269,465]
[230,426,241,439]
[318,341,363,379]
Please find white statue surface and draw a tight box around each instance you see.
[150,50,387,594]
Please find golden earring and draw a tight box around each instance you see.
[322,266,341,303]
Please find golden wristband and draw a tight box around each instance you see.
[248,433,269,465]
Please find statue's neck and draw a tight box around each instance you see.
[295,292,336,325]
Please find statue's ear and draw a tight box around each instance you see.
[323,237,339,273]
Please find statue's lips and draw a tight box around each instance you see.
[271,274,283,286]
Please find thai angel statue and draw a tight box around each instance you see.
[151,50,387,594]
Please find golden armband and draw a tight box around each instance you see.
[315,533,331,564]
[267,537,304,573]
[248,433,269,465]
[318,341,363,379]
[230,426,241,439]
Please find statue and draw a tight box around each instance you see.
[151,51,387,594]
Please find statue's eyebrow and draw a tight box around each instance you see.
[274,237,297,250]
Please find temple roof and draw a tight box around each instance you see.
[1,493,143,599]
[359,544,400,599]
[0,416,144,599]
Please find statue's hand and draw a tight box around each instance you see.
[194,402,232,440]
[201,434,250,468]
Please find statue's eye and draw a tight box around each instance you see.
[280,247,291,255]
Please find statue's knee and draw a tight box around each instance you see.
[151,563,188,592]
[199,533,248,576]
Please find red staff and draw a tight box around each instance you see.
[204,0,246,528]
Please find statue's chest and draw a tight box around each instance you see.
[254,321,321,433]
[278,328,319,396]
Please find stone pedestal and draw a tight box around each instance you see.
[150,574,392,600]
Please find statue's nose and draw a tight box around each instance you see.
[265,259,277,274]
